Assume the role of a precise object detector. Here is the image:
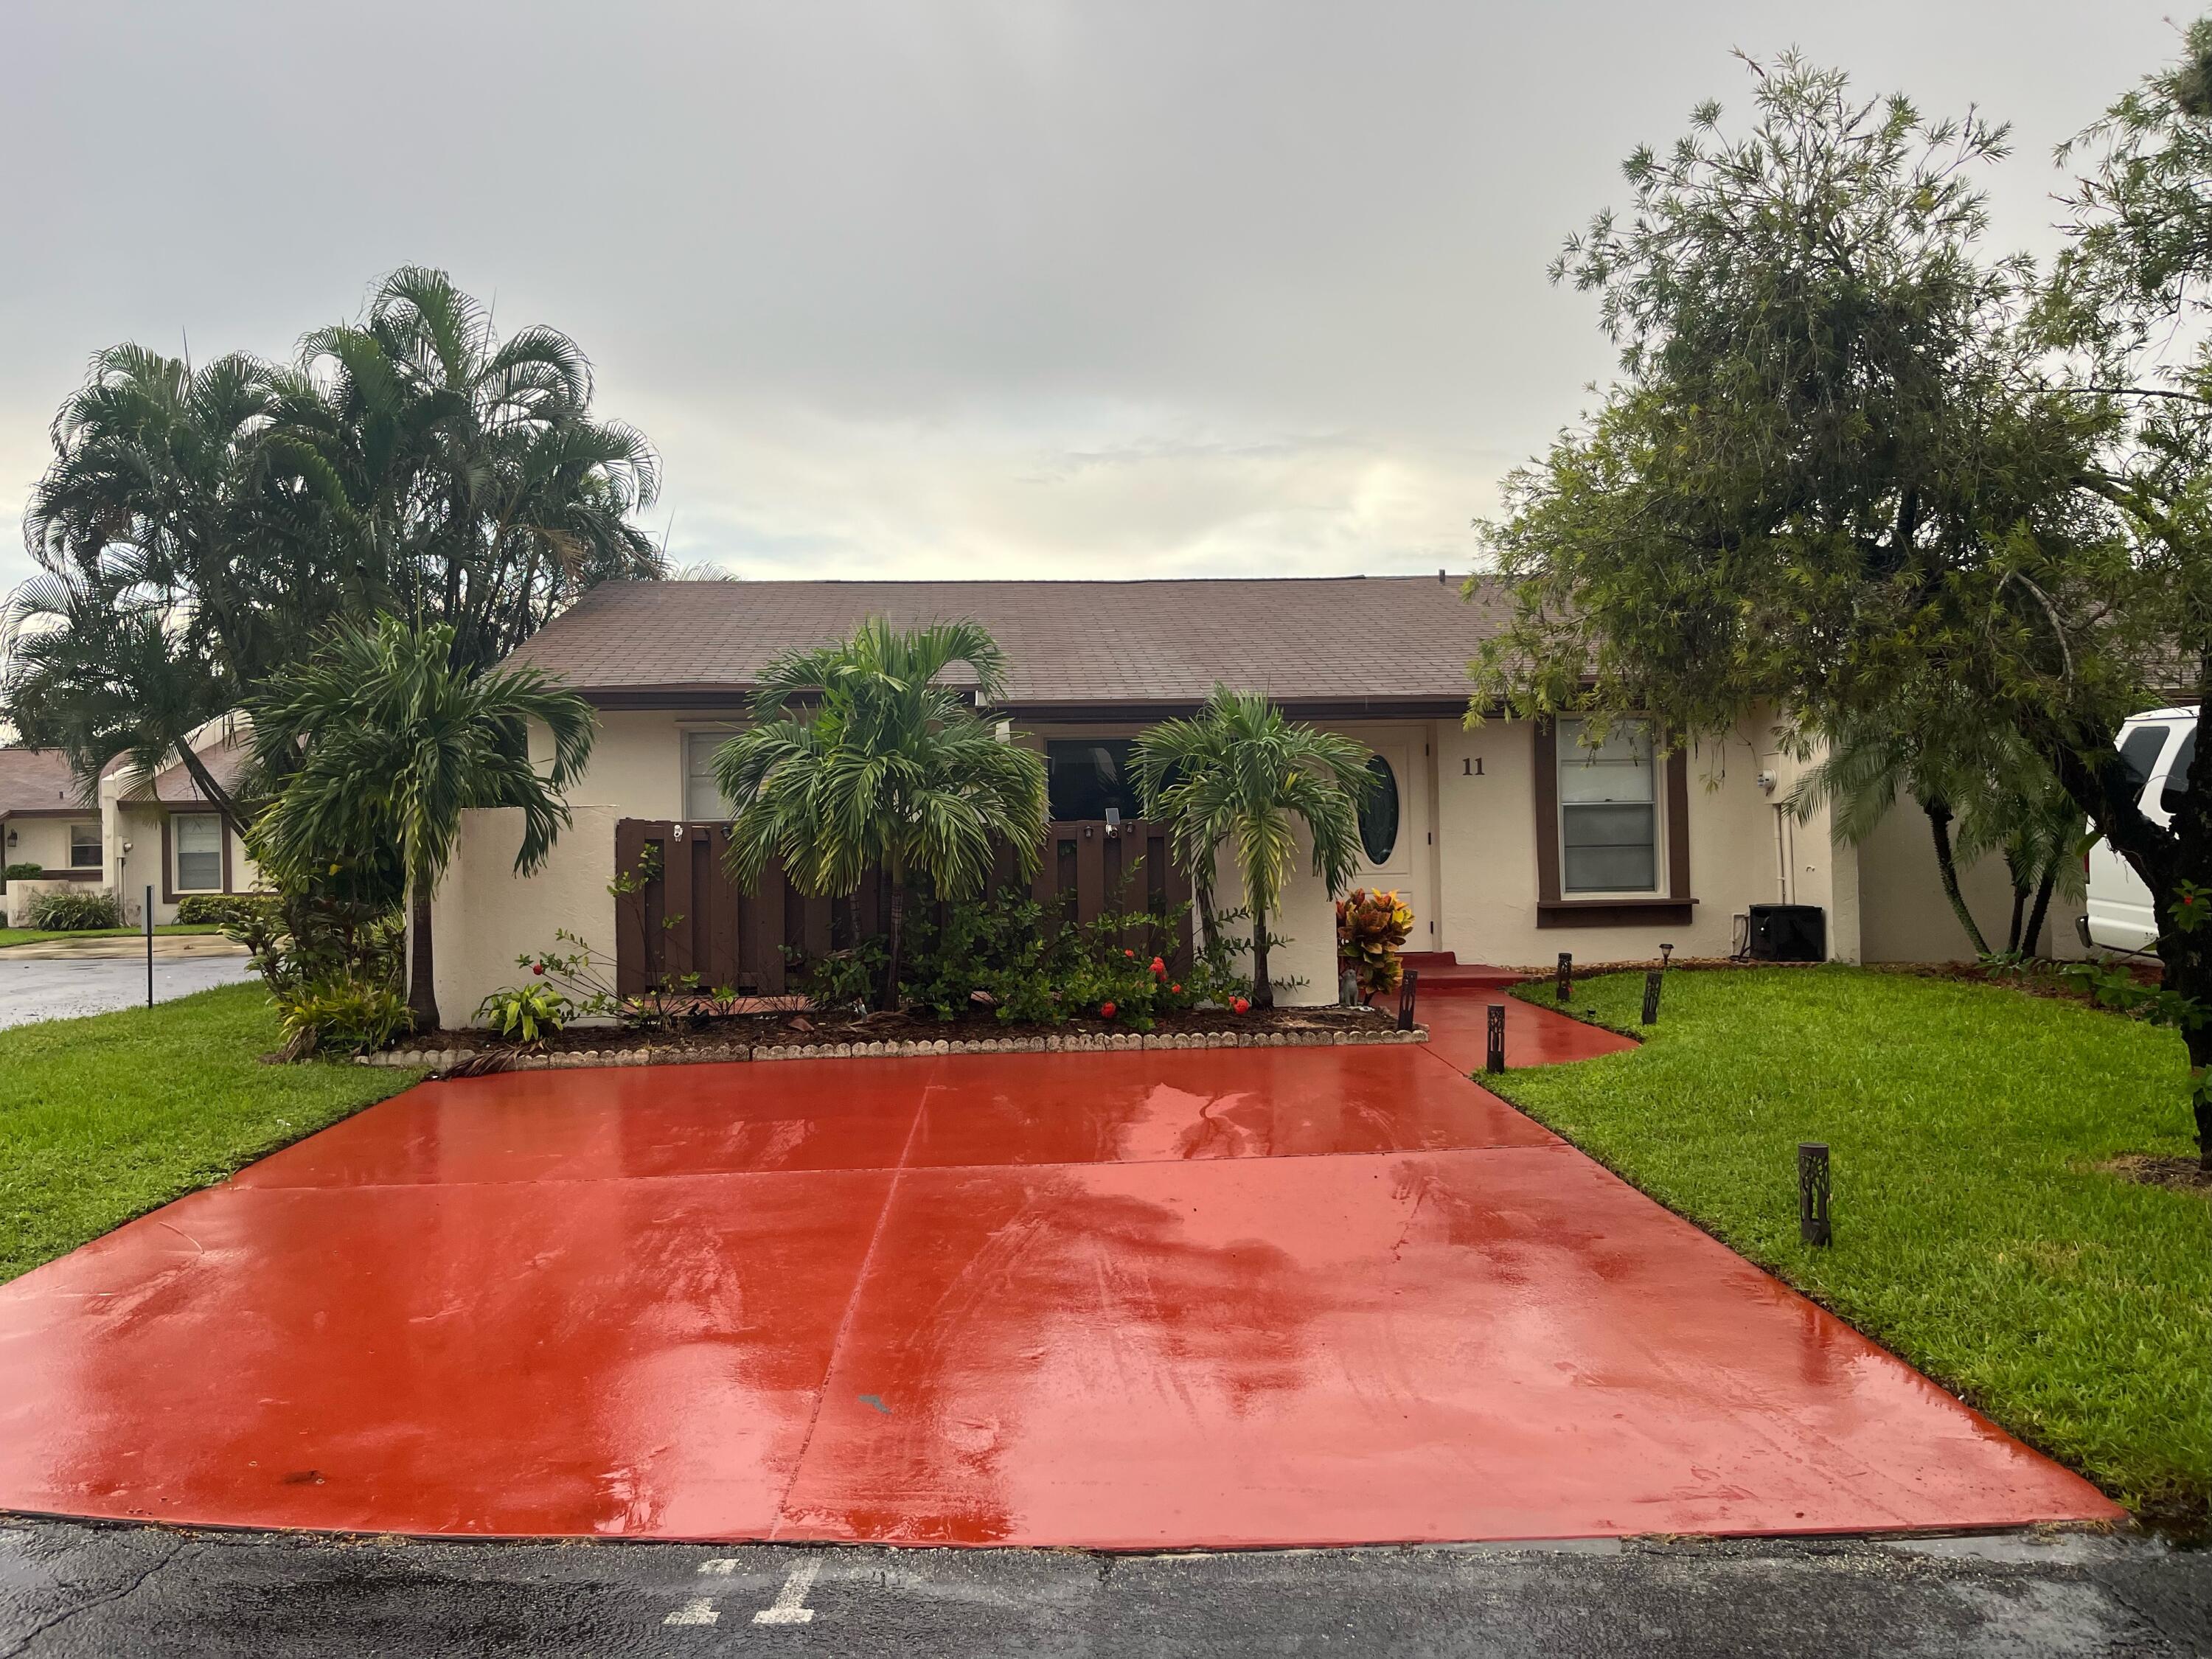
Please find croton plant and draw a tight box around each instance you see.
[1335,887,1413,998]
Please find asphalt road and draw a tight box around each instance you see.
[0,1520,2204,1658]
[0,953,257,1029]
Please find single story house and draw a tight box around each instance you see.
[97,715,265,925]
[0,717,267,929]
[0,747,104,924]
[431,576,2081,1019]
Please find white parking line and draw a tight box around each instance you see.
[754,1557,823,1625]
[664,1597,720,1626]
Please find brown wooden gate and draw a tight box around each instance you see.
[613,819,1194,996]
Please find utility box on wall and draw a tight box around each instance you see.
[1747,904,1826,962]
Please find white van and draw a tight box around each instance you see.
[2084,706,2198,954]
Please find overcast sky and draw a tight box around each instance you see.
[0,1,2181,599]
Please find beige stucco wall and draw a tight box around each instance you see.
[1429,713,1808,967]
[1852,790,2087,963]
[3,815,97,875]
[435,701,2079,1021]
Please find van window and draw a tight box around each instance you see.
[2119,726,2171,796]
[2162,728,2199,818]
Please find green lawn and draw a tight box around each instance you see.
[1498,965,2211,1528]
[0,982,419,1282]
[0,924,220,948]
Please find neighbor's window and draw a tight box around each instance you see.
[1558,721,1658,894]
[684,730,736,821]
[68,823,100,869]
[1046,739,1139,821]
[174,815,222,892]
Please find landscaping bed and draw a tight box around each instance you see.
[366,1002,1423,1071]
[1495,964,2212,1531]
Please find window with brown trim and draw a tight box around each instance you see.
[1532,720,1695,928]
[173,814,223,893]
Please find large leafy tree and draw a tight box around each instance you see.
[248,616,595,1032]
[4,268,661,807]
[1469,46,2212,1160]
[1132,688,1371,1008]
[714,618,1049,1009]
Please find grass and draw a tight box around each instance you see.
[0,924,220,948]
[0,982,419,1283]
[1495,965,2211,1528]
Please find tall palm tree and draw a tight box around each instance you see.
[284,267,664,672]
[714,618,1048,1009]
[1133,688,1373,1008]
[8,345,325,822]
[248,616,595,1030]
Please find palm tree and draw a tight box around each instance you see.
[7,345,327,823]
[285,267,664,672]
[1132,688,1373,1008]
[714,618,1048,1009]
[248,616,595,1030]
[1790,704,2086,957]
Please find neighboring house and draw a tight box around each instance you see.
[431,576,2082,1019]
[0,748,104,923]
[95,716,265,926]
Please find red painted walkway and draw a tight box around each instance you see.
[0,1000,2119,1547]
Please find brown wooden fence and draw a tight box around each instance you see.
[613,818,1194,996]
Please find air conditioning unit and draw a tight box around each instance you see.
[1747,904,1826,962]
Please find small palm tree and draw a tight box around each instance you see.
[248,616,595,1030]
[1133,688,1372,1008]
[715,617,1048,1009]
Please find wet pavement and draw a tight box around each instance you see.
[0,999,2122,1548]
[4,1519,2205,1658]
[0,951,257,1029]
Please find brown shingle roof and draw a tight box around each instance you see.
[506,577,1511,712]
[147,729,251,805]
[0,748,83,815]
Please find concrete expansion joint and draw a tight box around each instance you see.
[356,1024,1430,1075]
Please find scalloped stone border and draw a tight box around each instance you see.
[356,1023,1430,1073]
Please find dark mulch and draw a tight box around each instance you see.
[2101,1154,2212,1197]
[406,1000,1398,1058]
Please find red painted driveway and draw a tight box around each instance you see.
[0,1001,2120,1547]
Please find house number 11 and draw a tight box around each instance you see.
[1462,758,1485,776]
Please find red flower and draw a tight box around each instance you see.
[532,963,545,976]
[1150,956,1166,975]
[1170,983,1183,995]
[1123,948,1135,959]
[1100,1001,1117,1018]
[1231,996,1250,1014]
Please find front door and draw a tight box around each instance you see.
[1348,731,1431,947]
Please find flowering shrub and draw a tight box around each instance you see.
[1336,887,1413,998]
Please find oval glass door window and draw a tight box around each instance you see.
[1359,755,1399,863]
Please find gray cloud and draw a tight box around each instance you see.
[0,0,2179,596]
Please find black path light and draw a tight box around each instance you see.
[1641,969,1663,1026]
[1659,942,1674,969]
[1798,1143,1832,1247]
[1485,1003,1506,1073]
[1397,970,1421,1032]
[1555,952,1573,1004]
